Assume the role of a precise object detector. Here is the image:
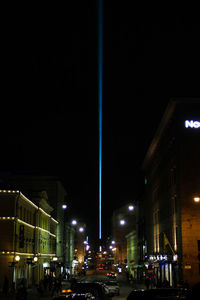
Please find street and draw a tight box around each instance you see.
[0,272,139,300]
[71,272,134,300]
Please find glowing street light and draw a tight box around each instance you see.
[79,227,84,232]
[128,205,134,211]
[120,219,126,225]
[15,255,20,262]
[62,204,67,210]
[71,220,77,225]
[194,196,200,203]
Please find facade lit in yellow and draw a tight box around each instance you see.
[0,190,57,288]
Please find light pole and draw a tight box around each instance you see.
[62,203,67,276]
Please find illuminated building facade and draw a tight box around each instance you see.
[126,230,140,280]
[0,175,74,275]
[0,190,57,288]
[141,99,200,287]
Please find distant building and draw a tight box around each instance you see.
[0,190,57,287]
[141,98,200,287]
[73,222,87,275]
[112,203,137,273]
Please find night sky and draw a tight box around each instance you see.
[0,2,200,243]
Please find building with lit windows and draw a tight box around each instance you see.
[0,190,57,288]
[140,99,200,287]
[0,175,74,275]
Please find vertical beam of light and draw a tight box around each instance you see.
[98,0,103,240]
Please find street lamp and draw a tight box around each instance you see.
[71,220,77,225]
[194,196,200,203]
[128,205,134,211]
[15,255,20,262]
[120,219,126,225]
[62,203,68,273]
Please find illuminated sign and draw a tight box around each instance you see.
[185,120,200,128]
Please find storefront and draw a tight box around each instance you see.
[147,254,178,287]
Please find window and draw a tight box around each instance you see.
[170,167,176,186]
[24,207,26,221]
[172,197,177,251]
[19,206,22,219]
[153,210,160,253]
[197,240,200,251]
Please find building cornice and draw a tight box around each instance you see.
[142,98,200,170]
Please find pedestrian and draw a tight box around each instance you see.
[3,275,9,296]
[56,276,62,293]
[37,279,44,297]
[66,273,70,281]
[145,277,150,290]
[15,278,27,300]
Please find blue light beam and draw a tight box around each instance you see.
[98,0,103,240]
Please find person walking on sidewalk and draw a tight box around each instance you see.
[144,277,150,290]
[2,276,9,297]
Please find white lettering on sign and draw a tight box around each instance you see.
[185,120,200,128]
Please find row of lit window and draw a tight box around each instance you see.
[0,190,58,224]
[18,219,56,237]
[0,217,56,238]
[0,251,57,262]
[0,251,56,256]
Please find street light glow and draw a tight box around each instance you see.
[62,204,67,210]
[120,219,125,225]
[79,227,84,232]
[71,220,77,225]
[15,255,20,261]
[128,205,134,211]
[194,197,200,203]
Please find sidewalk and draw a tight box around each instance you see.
[0,282,69,300]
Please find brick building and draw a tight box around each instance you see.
[140,99,200,287]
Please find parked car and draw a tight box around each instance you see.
[127,288,188,300]
[104,281,120,296]
[70,282,110,300]
[53,292,95,300]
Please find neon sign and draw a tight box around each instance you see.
[185,120,200,128]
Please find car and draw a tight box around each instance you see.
[70,282,110,300]
[53,292,95,300]
[104,281,120,296]
[106,272,117,279]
